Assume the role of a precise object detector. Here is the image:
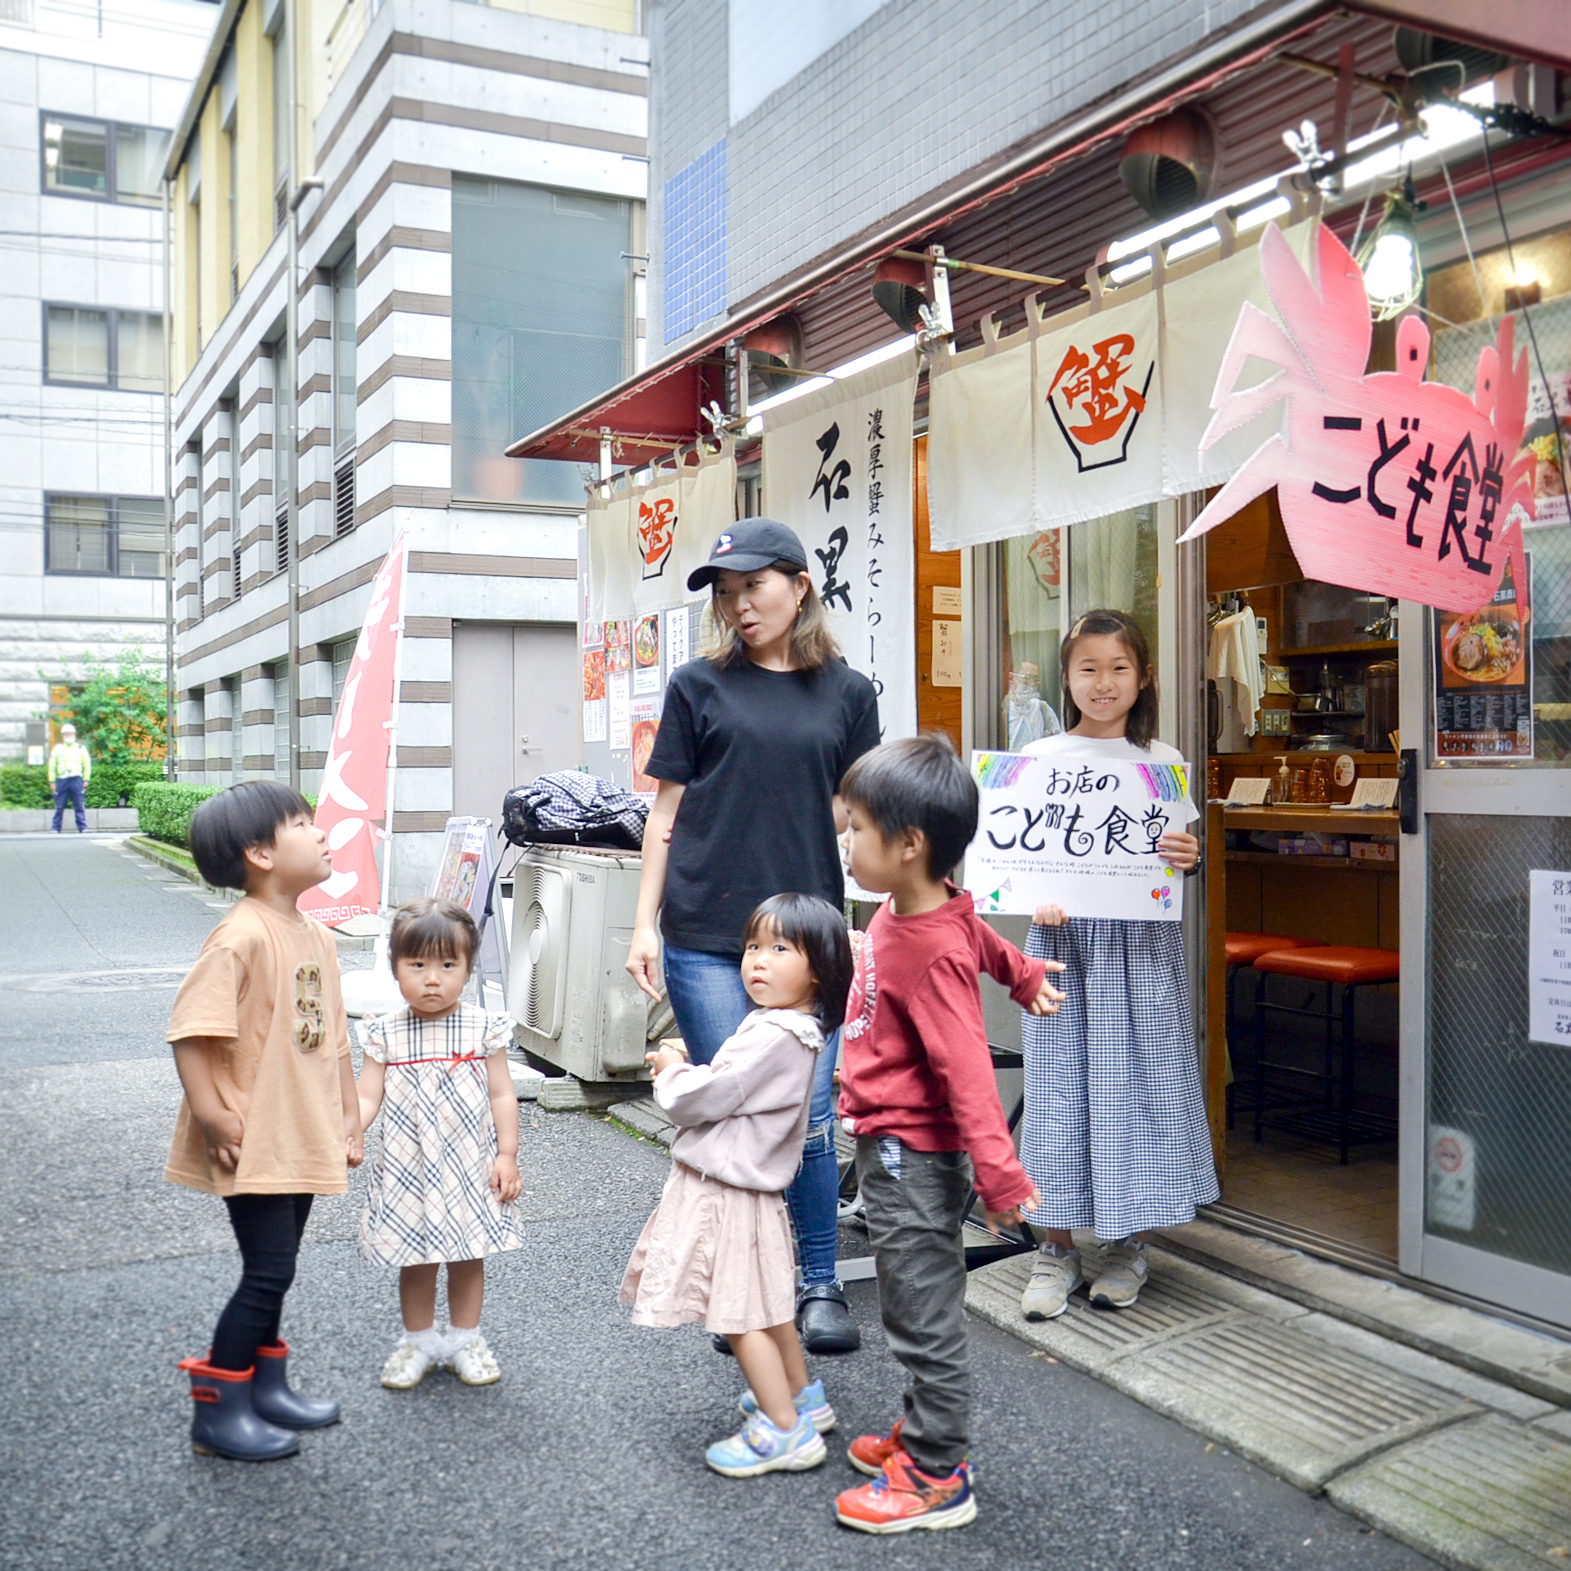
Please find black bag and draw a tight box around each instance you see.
[501,771,647,852]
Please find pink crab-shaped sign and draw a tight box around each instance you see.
[1179,223,1535,614]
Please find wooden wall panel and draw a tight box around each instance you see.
[913,437,962,747]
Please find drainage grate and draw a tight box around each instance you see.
[1328,1414,1571,1569]
[1107,1314,1474,1491]
[7,968,187,993]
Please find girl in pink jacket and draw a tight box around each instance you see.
[620,893,853,1478]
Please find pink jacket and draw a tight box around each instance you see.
[654,1008,824,1192]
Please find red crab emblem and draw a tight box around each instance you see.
[637,497,677,580]
[1179,223,1534,615]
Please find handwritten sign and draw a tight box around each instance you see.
[963,752,1192,922]
[1180,223,1535,614]
[933,619,963,687]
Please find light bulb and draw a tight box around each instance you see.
[1363,231,1418,307]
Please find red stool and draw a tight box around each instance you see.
[1224,934,1325,1128]
[1251,946,1400,1163]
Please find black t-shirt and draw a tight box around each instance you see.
[647,655,882,954]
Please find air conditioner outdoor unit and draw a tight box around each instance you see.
[508,845,669,1082]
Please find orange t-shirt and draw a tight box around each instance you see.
[164,897,351,1197]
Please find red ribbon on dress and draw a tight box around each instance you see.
[386,1049,487,1076]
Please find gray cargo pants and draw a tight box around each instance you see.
[855,1135,974,1475]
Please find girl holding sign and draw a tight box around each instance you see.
[1015,609,1218,1318]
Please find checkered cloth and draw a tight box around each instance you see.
[358,1004,522,1267]
[502,770,647,849]
[1018,918,1219,1239]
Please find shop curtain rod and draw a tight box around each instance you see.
[891,248,1072,290]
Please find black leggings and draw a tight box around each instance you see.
[211,1194,314,1371]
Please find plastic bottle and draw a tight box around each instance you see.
[1272,755,1291,805]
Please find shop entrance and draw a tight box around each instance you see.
[1201,495,1404,1263]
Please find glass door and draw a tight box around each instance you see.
[1398,517,1571,1327]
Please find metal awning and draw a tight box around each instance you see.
[506,0,1571,469]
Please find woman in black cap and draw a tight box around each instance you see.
[626,518,880,1355]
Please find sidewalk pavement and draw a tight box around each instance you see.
[611,1092,1571,1571]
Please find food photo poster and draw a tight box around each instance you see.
[1433,554,1534,761]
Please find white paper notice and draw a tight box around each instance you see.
[1349,777,1399,809]
[933,585,963,617]
[583,698,607,743]
[1528,870,1571,1047]
[665,605,691,676]
[933,619,963,687]
[1223,777,1270,806]
[608,672,631,752]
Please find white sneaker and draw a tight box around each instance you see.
[1020,1246,1083,1321]
[381,1339,436,1390]
[1089,1239,1149,1308]
[447,1333,501,1386]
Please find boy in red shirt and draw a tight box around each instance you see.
[833,733,1064,1534]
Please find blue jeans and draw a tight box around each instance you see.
[52,776,87,833]
[662,943,842,1290]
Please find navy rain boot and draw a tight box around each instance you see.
[797,1282,861,1354]
[180,1357,299,1461]
[252,1341,341,1429]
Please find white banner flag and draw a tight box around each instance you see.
[1033,287,1164,529]
[928,325,1034,552]
[587,440,737,622]
[762,354,919,740]
[1162,221,1316,493]
[925,216,1316,548]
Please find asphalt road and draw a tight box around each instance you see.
[0,838,1438,1571]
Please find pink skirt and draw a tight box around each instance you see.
[619,1161,797,1335]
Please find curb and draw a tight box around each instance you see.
[126,834,235,899]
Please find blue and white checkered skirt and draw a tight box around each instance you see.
[1020,918,1219,1240]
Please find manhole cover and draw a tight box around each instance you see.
[7,968,187,993]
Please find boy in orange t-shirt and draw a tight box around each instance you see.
[166,781,363,1461]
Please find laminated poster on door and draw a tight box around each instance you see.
[608,671,631,752]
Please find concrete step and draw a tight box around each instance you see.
[968,1238,1571,1571]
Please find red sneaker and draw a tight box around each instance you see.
[834,1449,977,1534]
[846,1418,902,1477]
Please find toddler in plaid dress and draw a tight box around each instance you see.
[1017,611,1219,1320]
[357,899,522,1390]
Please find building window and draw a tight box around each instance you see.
[42,113,167,206]
[332,255,357,535]
[44,305,164,391]
[451,177,633,504]
[229,675,244,783]
[331,639,354,712]
[272,662,291,778]
[228,127,239,302]
[46,494,166,578]
[272,31,289,231]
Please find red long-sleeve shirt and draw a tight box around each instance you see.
[838,886,1044,1211]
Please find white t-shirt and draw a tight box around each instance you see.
[1020,730,1198,824]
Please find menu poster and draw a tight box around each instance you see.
[583,619,604,650]
[631,698,661,796]
[1433,554,1534,761]
[608,670,632,751]
[605,619,631,675]
[432,818,488,908]
[582,649,607,743]
[1529,870,1571,1047]
[962,752,1195,923]
[633,613,661,695]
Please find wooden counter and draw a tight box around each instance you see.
[1217,805,1400,951]
[1222,807,1400,833]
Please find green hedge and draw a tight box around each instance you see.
[132,781,223,846]
[0,760,165,810]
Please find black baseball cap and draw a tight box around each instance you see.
[686,517,809,591]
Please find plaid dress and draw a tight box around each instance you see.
[359,1004,522,1267]
[1020,917,1219,1240]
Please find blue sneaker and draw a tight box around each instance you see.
[705,1412,828,1477]
[738,1377,837,1433]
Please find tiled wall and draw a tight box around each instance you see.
[649,0,1268,353]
